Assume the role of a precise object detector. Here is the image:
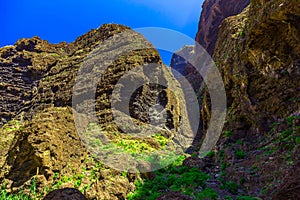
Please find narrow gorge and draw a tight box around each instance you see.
[0,0,299,199]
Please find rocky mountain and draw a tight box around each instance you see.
[0,24,193,199]
[1,0,300,199]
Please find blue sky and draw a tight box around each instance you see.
[1,0,203,63]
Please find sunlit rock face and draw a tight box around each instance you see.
[195,0,250,56]
[0,24,194,199]
[170,0,250,93]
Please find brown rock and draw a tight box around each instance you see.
[170,0,250,107]
[0,107,87,188]
[0,24,129,126]
[43,188,87,200]
[182,156,205,169]
[195,0,250,56]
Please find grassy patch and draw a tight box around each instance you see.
[224,181,239,195]
[1,179,36,200]
[127,156,214,200]
[196,188,218,200]
[225,131,232,137]
[3,120,22,133]
[235,149,246,159]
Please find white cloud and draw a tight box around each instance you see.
[128,0,202,26]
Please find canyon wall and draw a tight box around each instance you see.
[201,0,300,198]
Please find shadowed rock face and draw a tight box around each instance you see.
[43,188,87,200]
[201,0,300,197]
[170,45,194,77]
[273,161,300,200]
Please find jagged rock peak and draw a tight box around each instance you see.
[170,45,194,76]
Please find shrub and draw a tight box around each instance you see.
[196,188,218,200]
[127,157,212,200]
[235,149,246,159]
[225,131,232,137]
[224,181,239,195]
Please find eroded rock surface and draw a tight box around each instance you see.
[0,24,193,199]
[201,0,300,198]
[195,0,250,56]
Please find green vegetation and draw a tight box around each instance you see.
[0,157,104,199]
[196,188,218,200]
[224,181,239,195]
[116,139,155,154]
[49,161,104,194]
[1,189,31,200]
[236,139,243,145]
[221,162,230,171]
[85,124,177,168]
[260,115,300,156]
[1,179,36,200]
[239,31,245,37]
[3,120,22,133]
[225,130,232,137]
[127,155,215,200]
[218,150,225,160]
[86,123,170,155]
[153,134,169,147]
[250,165,259,176]
[235,149,246,159]
[206,151,215,158]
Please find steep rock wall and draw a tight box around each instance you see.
[0,24,193,199]
[201,0,300,197]
[195,0,250,56]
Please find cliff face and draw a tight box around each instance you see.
[0,24,193,199]
[201,0,300,197]
[170,0,250,94]
[195,0,250,56]
[0,25,129,126]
